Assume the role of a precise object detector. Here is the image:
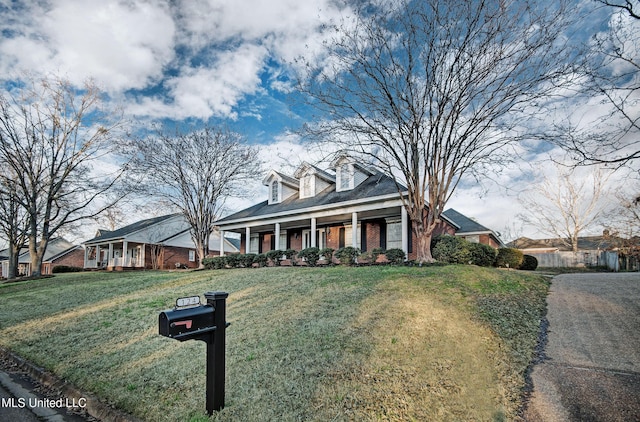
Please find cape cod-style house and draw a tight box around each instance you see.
[214,157,461,260]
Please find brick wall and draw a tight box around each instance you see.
[42,248,86,274]
[160,246,198,269]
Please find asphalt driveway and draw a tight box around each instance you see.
[523,272,640,422]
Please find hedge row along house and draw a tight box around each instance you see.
[214,157,502,259]
[82,213,239,271]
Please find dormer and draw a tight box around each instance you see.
[294,162,336,199]
[333,156,374,192]
[262,170,298,205]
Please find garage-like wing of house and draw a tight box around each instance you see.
[0,237,84,277]
[83,213,238,271]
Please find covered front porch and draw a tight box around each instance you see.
[84,240,146,271]
[216,200,414,259]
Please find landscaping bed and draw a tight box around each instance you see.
[0,266,549,421]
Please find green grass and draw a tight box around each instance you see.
[0,266,549,421]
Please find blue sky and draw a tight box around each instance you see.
[0,0,637,243]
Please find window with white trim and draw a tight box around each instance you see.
[339,163,351,190]
[271,181,279,203]
[189,250,196,261]
[386,220,402,249]
[301,175,313,198]
[249,234,260,254]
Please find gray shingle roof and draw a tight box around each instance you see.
[217,171,402,222]
[83,213,182,243]
[442,209,489,233]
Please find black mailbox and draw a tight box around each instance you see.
[158,291,229,414]
[159,304,215,341]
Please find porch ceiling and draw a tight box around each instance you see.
[223,206,402,234]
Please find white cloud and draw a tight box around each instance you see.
[0,0,175,92]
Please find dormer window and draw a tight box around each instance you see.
[271,181,279,203]
[301,175,313,198]
[339,163,351,190]
[333,156,372,192]
[264,170,299,204]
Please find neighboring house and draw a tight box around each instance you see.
[508,233,637,270]
[442,208,505,248]
[214,157,462,261]
[83,213,239,271]
[0,238,84,278]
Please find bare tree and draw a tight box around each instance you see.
[518,164,613,251]
[555,1,639,167]
[0,169,28,279]
[0,75,126,277]
[126,126,261,268]
[298,0,576,262]
[595,0,639,19]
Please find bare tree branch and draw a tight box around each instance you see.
[0,75,127,277]
[125,125,261,267]
[298,0,576,262]
[518,164,613,251]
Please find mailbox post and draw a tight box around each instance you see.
[158,291,230,415]
[205,291,228,413]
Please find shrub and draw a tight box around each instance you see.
[495,248,524,269]
[319,248,334,261]
[335,247,360,265]
[384,248,406,265]
[284,249,298,260]
[239,253,257,268]
[468,242,497,267]
[266,250,284,266]
[224,254,240,268]
[253,254,268,267]
[52,265,83,273]
[297,247,320,266]
[432,235,471,264]
[520,254,539,271]
[202,256,226,269]
[371,247,385,262]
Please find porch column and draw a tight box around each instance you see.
[245,227,251,254]
[275,223,281,250]
[96,245,101,267]
[108,243,114,266]
[84,246,89,268]
[401,206,409,257]
[220,230,225,257]
[310,218,317,248]
[122,240,128,266]
[352,212,358,247]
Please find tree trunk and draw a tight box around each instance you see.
[196,241,206,269]
[28,236,46,277]
[413,222,435,263]
[7,242,20,279]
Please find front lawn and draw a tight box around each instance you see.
[0,266,548,421]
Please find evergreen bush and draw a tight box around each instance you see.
[253,254,268,267]
[335,247,360,265]
[319,248,334,261]
[468,242,497,267]
[266,250,284,266]
[239,253,257,268]
[52,265,83,273]
[520,254,538,271]
[432,235,471,264]
[495,248,524,269]
[384,248,406,265]
[297,247,321,266]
